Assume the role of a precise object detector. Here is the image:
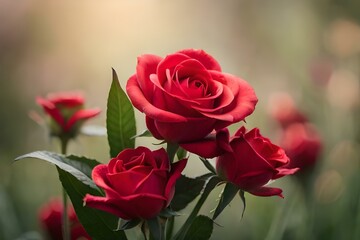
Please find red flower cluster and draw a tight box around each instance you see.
[83,49,299,223]
[38,198,90,240]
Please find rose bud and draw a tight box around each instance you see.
[126,49,258,143]
[38,198,90,240]
[36,92,100,139]
[215,127,298,197]
[181,127,297,197]
[281,123,322,172]
[84,147,187,220]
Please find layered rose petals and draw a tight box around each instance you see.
[182,127,297,197]
[126,49,258,143]
[215,127,298,197]
[84,147,187,220]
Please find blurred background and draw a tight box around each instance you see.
[1,0,359,239]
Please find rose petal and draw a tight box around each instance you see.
[134,169,168,196]
[36,97,65,127]
[156,53,190,85]
[127,75,188,122]
[65,108,101,131]
[47,93,84,107]
[178,49,222,71]
[83,194,131,220]
[248,186,284,198]
[146,117,164,140]
[92,165,122,199]
[136,54,163,101]
[180,133,224,158]
[107,170,150,195]
[151,148,169,170]
[164,158,188,204]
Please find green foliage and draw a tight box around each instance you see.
[173,175,221,240]
[117,218,141,231]
[58,168,127,240]
[183,215,213,240]
[176,147,187,161]
[147,217,163,240]
[107,69,136,158]
[212,182,239,220]
[171,173,213,212]
[15,151,99,190]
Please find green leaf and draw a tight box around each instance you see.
[58,168,127,240]
[147,217,163,240]
[130,129,152,139]
[239,190,246,218]
[172,175,221,240]
[183,215,213,240]
[159,208,180,218]
[212,182,239,220]
[176,147,187,161]
[107,69,136,157]
[165,216,174,240]
[171,173,213,212]
[15,151,99,190]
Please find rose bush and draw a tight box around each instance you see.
[36,92,101,138]
[84,147,187,220]
[126,49,258,143]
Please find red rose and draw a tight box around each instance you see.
[126,49,258,143]
[181,127,297,197]
[281,123,322,172]
[84,147,187,220]
[214,127,298,197]
[36,92,100,138]
[38,198,90,240]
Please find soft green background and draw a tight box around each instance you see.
[1,0,359,239]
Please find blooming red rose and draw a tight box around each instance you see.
[181,127,298,197]
[36,92,100,138]
[126,49,258,143]
[215,127,298,197]
[84,147,187,220]
[281,123,322,172]
[38,198,90,240]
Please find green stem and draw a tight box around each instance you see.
[60,137,70,240]
[166,143,179,164]
[172,176,220,240]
